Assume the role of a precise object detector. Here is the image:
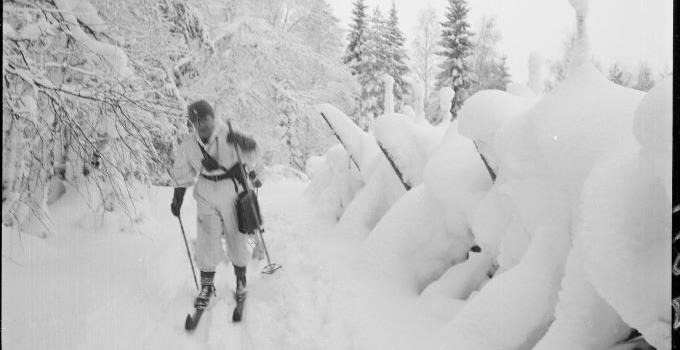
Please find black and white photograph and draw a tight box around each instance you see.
[1,0,674,349]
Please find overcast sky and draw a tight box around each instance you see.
[327,0,673,84]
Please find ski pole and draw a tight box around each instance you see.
[228,120,281,274]
[177,216,199,290]
[256,228,281,274]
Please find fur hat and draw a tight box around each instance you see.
[187,100,214,124]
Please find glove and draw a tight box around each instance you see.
[170,187,187,217]
[227,131,257,151]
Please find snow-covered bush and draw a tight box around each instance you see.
[305,145,363,221]
[2,0,199,233]
[182,5,358,170]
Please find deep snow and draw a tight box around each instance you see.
[2,177,451,350]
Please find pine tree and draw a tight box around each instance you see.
[435,0,474,120]
[411,5,441,123]
[355,7,390,127]
[607,62,632,87]
[633,62,655,91]
[344,0,368,73]
[468,16,510,94]
[385,1,410,107]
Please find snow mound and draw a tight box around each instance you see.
[436,226,571,349]
[315,104,381,180]
[524,64,644,201]
[506,82,536,98]
[334,159,405,238]
[533,243,631,350]
[420,251,493,301]
[633,76,672,154]
[457,89,534,170]
[374,113,446,187]
[358,185,470,294]
[305,145,363,220]
[262,165,309,183]
[423,121,491,230]
[458,90,532,142]
[578,151,671,350]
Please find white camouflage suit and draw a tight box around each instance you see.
[173,118,260,271]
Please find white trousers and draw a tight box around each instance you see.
[193,178,250,271]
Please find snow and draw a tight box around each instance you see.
[401,105,416,120]
[571,77,673,349]
[438,86,454,121]
[3,0,670,346]
[533,242,631,350]
[569,0,590,18]
[315,104,380,181]
[527,51,545,95]
[71,0,107,32]
[505,82,536,98]
[382,74,395,115]
[578,151,671,349]
[435,225,571,349]
[422,121,492,231]
[420,251,493,301]
[305,145,363,220]
[457,89,533,169]
[524,64,644,202]
[413,82,425,120]
[374,113,446,187]
[53,0,133,78]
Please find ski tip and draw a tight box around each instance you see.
[232,306,243,322]
[185,314,195,331]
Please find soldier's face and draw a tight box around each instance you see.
[193,115,215,142]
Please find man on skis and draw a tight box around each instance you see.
[170,100,262,320]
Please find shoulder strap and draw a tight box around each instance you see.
[197,139,230,173]
[198,137,248,189]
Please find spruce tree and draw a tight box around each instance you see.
[385,1,410,106]
[435,0,474,120]
[607,62,631,87]
[355,7,390,126]
[469,16,511,93]
[344,0,368,73]
[633,62,654,91]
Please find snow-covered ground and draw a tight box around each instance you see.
[2,177,446,350]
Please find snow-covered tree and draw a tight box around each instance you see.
[352,7,391,128]
[2,0,199,232]
[607,62,633,87]
[384,1,410,107]
[344,0,369,72]
[633,62,655,91]
[410,4,441,124]
[468,16,511,94]
[527,51,546,95]
[435,0,474,120]
[184,2,358,169]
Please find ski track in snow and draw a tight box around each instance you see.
[2,180,357,350]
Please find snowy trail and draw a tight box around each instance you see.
[2,178,446,350]
[2,180,356,350]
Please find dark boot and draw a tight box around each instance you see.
[234,265,247,302]
[194,271,216,309]
[232,265,247,322]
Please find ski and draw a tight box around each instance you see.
[185,308,205,331]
